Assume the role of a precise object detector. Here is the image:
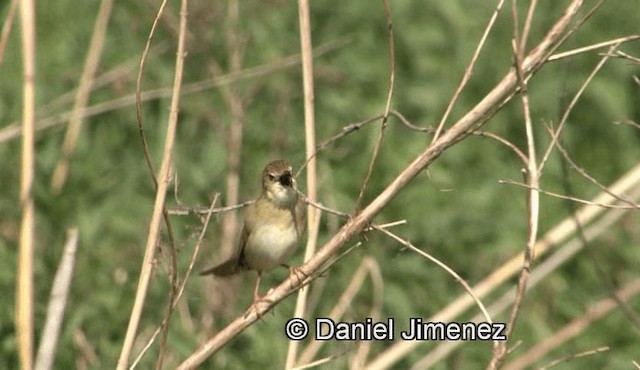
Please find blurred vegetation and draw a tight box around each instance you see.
[1,0,639,369]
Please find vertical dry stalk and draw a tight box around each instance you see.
[16,0,36,368]
[286,0,318,368]
[35,229,79,370]
[130,195,219,369]
[116,0,189,368]
[219,0,246,258]
[488,1,540,366]
[50,0,113,193]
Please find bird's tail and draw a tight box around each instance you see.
[199,258,241,277]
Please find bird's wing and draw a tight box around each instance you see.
[294,197,306,238]
[236,221,251,269]
[200,204,254,276]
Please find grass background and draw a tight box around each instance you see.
[2,0,639,369]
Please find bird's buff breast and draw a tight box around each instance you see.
[244,222,298,271]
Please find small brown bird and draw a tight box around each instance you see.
[200,160,305,305]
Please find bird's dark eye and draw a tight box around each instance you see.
[268,174,275,181]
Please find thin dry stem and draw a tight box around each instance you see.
[545,124,640,208]
[286,0,319,367]
[504,279,640,370]
[291,350,351,370]
[131,2,180,367]
[135,0,169,189]
[17,0,36,368]
[168,199,254,216]
[296,257,383,366]
[35,229,79,370]
[38,54,146,117]
[613,119,640,131]
[488,4,541,366]
[304,109,530,171]
[50,0,113,193]
[353,0,396,212]
[366,160,640,370]
[215,0,248,260]
[410,186,640,369]
[116,0,189,368]
[548,34,640,61]
[375,226,493,325]
[499,179,640,209]
[298,191,349,218]
[431,0,507,142]
[606,49,640,64]
[131,195,219,369]
[538,42,621,173]
[0,39,349,144]
[538,346,610,370]
[350,259,384,369]
[0,0,18,64]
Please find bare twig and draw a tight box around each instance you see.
[136,0,169,190]
[539,43,621,172]
[432,0,507,142]
[499,179,640,209]
[50,0,113,193]
[131,195,220,368]
[538,346,610,370]
[410,183,640,369]
[545,124,640,208]
[613,119,640,130]
[176,2,585,367]
[548,35,639,61]
[16,0,36,368]
[375,226,493,325]
[350,258,384,369]
[488,2,540,366]
[471,130,528,164]
[116,0,189,368]
[0,39,349,144]
[353,0,396,212]
[131,1,181,368]
[0,0,18,64]
[291,350,351,370]
[296,257,383,367]
[504,280,640,369]
[366,162,640,370]
[605,49,640,64]
[35,229,79,370]
[303,110,530,173]
[167,199,254,216]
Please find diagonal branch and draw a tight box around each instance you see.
[176,1,584,368]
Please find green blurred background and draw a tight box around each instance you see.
[1,0,639,369]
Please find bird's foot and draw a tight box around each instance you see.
[244,295,274,319]
[284,264,308,289]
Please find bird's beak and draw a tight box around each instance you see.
[279,172,293,187]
